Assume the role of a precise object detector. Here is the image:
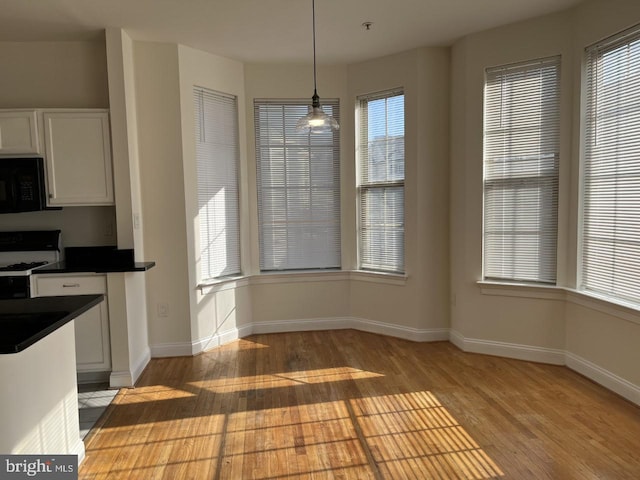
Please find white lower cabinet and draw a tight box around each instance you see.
[33,274,112,374]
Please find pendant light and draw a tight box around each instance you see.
[296,0,339,133]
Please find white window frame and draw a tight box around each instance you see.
[194,86,241,282]
[483,56,561,285]
[254,98,341,272]
[356,88,405,274]
[580,24,640,306]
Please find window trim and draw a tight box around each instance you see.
[356,88,406,275]
[194,85,242,283]
[578,23,640,306]
[254,98,342,272]
[482,55,561,285]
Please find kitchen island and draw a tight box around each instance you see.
[0,295,104,458]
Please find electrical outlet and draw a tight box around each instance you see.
[157,303,169,317]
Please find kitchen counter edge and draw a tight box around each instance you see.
[35,261,156,274]
[0,295,105,354]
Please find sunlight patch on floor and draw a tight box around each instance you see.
[115,386,196,404]
[189,367,384,393]
[82,376,502,478]
[351,391,504,479]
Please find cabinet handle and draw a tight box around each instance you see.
[62,283,80,288]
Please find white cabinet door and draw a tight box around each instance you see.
[33,274,112,373]
[0,111,40,154]
[43,111,114,206]
[73,301,111,372]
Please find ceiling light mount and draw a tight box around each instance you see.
[296,0,339,134]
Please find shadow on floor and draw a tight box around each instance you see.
[78,383,118,439]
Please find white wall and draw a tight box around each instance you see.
[0,207,116,246]
[0,41,108,109]
[564,0,640,400]
[140,49,452,354]
[133,41,192,350]
[348,48,451,336]
[450,0,640,402]
[104,29,151,387]
[178,45,251,352]
[133,42,253,356]
[450,9,572,350]
[243,63,352,328]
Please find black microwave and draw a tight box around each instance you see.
[0,157,47,213]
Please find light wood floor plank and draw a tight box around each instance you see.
[80,330,640,479]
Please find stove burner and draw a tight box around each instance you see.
[0,261,48,272]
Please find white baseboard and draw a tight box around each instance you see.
[109,347,151,388]
[73,437,86,465]
[351,317,450,342]
[151,326,254,357]
[451,330,640,407]
[251,317,351,335]
[250,316,449,342]
[449,329,566,365]
[149,341,193,358]
[131,347,151,384]
[152,317,448,358]
[192,326,252,355]
[77,371,110,385]
[566,352,640,406]
[109,370,133,388]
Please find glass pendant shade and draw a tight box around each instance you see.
[296,91,340,133]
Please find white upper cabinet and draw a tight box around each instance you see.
[0,110,41,154]
[43,110,114,206]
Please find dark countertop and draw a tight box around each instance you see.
[34,246,155,274]
[0,295,104,354]
[35,261,155,274]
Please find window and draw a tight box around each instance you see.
[581,25,640,304]
[357,89,405,274]
[194,87,241,281]
[483,56,561,284]
[254,99,341,271]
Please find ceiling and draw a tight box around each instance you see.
[0,0,584,64]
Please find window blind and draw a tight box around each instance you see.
[483,56,561,284]
[581,25,640,304]
[254,99,341,271]
[194,87,241,280]
[357,90,405,274]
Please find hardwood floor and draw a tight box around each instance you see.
[79,330,640,479]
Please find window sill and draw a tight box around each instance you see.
[198,275,250,294]
[198,269,408,294]
[477,280,640,326]
[250,270,350,285]
[477,280,565,300]
[565,289,640,326]
[351,270,408,286]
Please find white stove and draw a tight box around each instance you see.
[0,261,50,277]
[0,230,61,298]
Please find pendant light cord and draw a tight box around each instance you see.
[312,0,318,96]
